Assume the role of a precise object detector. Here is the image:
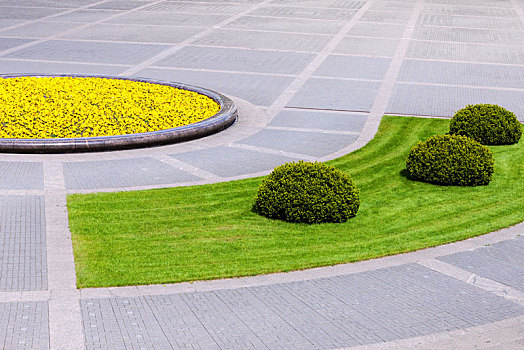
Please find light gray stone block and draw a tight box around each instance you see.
[156,46,314,74]
[314,55,391,80]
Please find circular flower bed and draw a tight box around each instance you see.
[0,75,237,153]
[0,76,220,138]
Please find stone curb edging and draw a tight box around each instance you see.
[0,74,238,153]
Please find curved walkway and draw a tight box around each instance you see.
[0,0,523,349]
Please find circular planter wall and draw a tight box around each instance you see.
[0,74,238,153]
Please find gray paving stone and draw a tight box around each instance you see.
[287,78,381,112]
[406,41,524,65]
[347,22,406,38]
[63,157,202,190]
[136,68,294,106]
[0,0,99,7]
[314,55,391,80]
[425,0,513,6]
[194,29,331,52]
[250,5,358,20]
[422,3,518,17]
[5,40,171,65]
[398,60,524,89]
[62,23,205,44]
[0,301,49,350]
[0,37,33,52]
[0,59,129,75]
[412,26,524,45]
[0,19,28,30]
[105,11,229,26]
[438,236,524,292]
[0,21,82,38]
[170,146,300,177]
[88,0,150,11]
[0,196,47,291]
[334,37,400,57]
[386,83,524,120]
[0,162,43,190]
[156,46,314,74]
[80,263,524,349]
[44,9,120,23]
[360,10,412,23]
[141,2,248,14]
[269,0,366,9]
[237,129,358,157]
[0,6,64,20]
[269,109,368,132]
[82,297,172,350]
[417,13,524,30]
[225,15,345,34]
[370,1,415,11]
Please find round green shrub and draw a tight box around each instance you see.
[406,134,494,186]
[450,104,522,145]
[254,161,360,224]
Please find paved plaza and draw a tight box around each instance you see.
[0,0,523,349]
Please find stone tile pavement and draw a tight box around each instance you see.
[0,0,523,349]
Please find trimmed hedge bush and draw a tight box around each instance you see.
[406,134,494,186]
[254,161,360,224]
[450,104,522,145]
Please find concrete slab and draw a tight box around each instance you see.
[398,60,524,89]
[251,6,358,20]
[347,22,406,38]
[170,146,299,177]
[0,21,83,38]
[0,37,34,52]
[105,11,229,27]
[225,15,345,34]
[63,157,202,190]
[386,83,524,120]
[156,46,314,74]
[406,40,524,65]
[194,29,331,52]
[237,128,358,157]
[334,37,400,57]
[438,236,524,292]
[136,68,294,106]
[5,40,171,65]
[288,78,381,112]
[314,55,391,80]
[0,59,129,75]
[61,23,205,44]
[269,109,368,132]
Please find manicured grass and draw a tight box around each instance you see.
[67,116,524,288]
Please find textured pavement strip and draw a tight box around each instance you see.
[43,162,83,350]
[0,0,523,349]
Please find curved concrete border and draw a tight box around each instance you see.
[0,74,238,153]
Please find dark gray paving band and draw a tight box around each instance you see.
[80,263,524,350]
[0,74,237,153]
[0,195,46,292]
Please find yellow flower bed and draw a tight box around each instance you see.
[0,77,221,138]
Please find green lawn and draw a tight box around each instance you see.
[67,116,524,288]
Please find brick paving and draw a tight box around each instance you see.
[0,0,523,349]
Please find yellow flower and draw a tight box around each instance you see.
[0,77,221,138]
